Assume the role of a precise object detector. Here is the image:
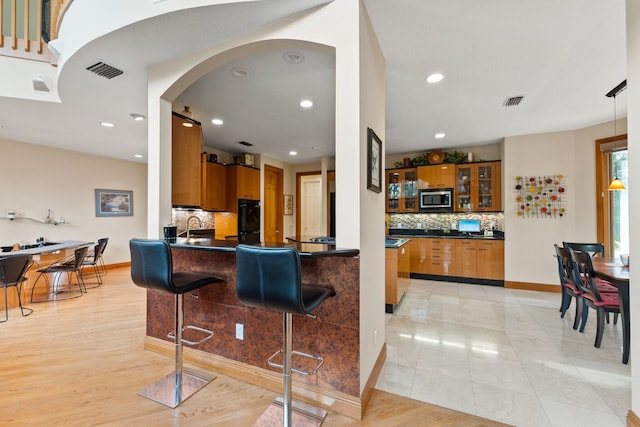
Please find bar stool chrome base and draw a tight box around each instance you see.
[138,369,216,409]
[253,397,327,427]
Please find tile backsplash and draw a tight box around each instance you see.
[387,212,504,231]
[171,209,215,235]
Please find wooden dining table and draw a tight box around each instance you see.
[591,257,630,364]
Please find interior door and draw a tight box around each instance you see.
[263,165,283,243]
[300,174,323,238]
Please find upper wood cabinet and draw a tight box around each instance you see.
[172,114,202,207]
[201,154,227,211]
[455,161,501,212]
[386,168,418,212]
[226,164,260,212]
[417,164,456,189]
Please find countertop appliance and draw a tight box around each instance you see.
[419,188,453,212]
[238,199,260,244]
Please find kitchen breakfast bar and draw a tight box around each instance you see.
[144,238,364,419]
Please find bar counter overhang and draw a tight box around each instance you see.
[144,238,366,419]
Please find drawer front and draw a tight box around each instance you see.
[430,238,456,254]
[426,259,456,275]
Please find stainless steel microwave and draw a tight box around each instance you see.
[419,188,454,211]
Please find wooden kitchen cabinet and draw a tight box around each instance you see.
[201,154,227,211]
[409,238,455,275]
[455,238,504,280]
[385,242,411,313]
[410,238,429,274]
[398,234,505,283]
[455,161,501,212]
[426,238,456,275]
[417,164,456,189]
[386,168,418,212]
[476,240,504,280]
[455,239,477,277]
[226,164,260,212]
[172,113,202,207]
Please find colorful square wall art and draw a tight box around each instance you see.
[514,175,566,218]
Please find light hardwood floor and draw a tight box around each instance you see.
[0,267,507,426]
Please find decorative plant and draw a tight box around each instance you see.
[411,152,429,166]
[444,150,468,164]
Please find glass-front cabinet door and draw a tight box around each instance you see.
[455,162,501,212]
[386,168,418,212]
[456,165,472,210]
[476,165,493,209]
[403,169,418,211]
[387,170,401,212]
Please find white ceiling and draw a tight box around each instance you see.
[0,0,628,165]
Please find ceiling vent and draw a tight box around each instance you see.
[503,95,524,107]
[86,61,124,79]
[237,141,253,147]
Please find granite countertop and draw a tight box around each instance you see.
[385,237,411,248]
[388,228,505,240]
[171,237,359,258]
[0,240,93,256]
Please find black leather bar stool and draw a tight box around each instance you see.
[129,238,223,408]
[235,244,335,427]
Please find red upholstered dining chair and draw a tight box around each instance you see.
[554,244,584,330]
[563,241,618,325]
[569,248,621,348]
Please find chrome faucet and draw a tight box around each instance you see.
[186,215,203,238]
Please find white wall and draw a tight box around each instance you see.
[503,119,627,286]
[626,0,639,415]
[357,0,387,389]
[0,139,148,264]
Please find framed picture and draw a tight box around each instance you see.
[367,127,382,193]
[284,194,293,215]
[95,189,133,217]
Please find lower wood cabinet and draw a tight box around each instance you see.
[476,239,504,280]
[410,238,455,276]
[385,243,411,313]
[455,239,477,277]
[405,236,504,282]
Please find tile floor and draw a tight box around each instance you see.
[376,279,631,427]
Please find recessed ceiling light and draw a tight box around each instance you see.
[130,113,146,121]
[283,51,305,64]
[211,118,224,126]
[435,133,445,139]
[182,122,193,128]
[100,122,114,127]
[300,99,313,108]
[134,154,143,158]
[230,67,249,78]
[426,73,444,83]
[289,151,298,156]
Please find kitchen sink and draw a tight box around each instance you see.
[184,237,214,246]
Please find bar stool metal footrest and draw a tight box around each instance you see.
[167,325,214,346]
[268,349,324,376]
[137,368,216,409]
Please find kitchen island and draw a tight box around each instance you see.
[145,238,364,419]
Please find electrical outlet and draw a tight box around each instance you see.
[235,323,244,340]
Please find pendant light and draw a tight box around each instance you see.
[606,80,626,191]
